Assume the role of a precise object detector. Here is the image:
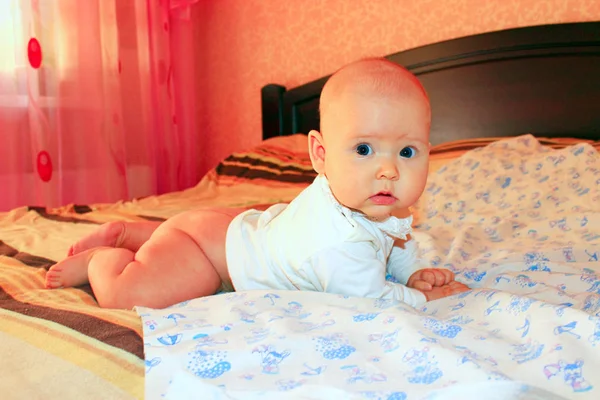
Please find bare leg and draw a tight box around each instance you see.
[46,208,244,309]
[69,221,163,256]
[46,220,162,289]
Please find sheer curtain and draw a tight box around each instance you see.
[0,0,200,211]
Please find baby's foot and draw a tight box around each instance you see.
[46,250,94,288]
[69,222,124,256]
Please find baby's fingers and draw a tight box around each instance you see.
[411,279,433,291]
[421,270,437,286]
[433,270,449,287]
[424,270,447,287]
[423,281,471,301]
[441,269,455,284]
[447,281,470,294]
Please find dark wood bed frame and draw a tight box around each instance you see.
[261,22,600,145]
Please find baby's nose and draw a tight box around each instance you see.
[377,160,399,180]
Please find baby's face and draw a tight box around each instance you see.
[321,88,430,220]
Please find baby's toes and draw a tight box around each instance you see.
[70,237,99,255]
[70,239,94,255]
[45,269,63,288]
[70,222,122,255]
[70,242,84,255]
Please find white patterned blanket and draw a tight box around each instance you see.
[137,136,600,400]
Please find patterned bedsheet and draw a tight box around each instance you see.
[137,136,600,400]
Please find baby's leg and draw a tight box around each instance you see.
[69,220,162,256]
[46,247,132,289]
[47,208,244,309]
[46,220,162,288]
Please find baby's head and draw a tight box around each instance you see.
[308,57,431,220]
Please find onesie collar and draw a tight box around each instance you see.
[315,174,413,240]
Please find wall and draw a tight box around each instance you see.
[191,0,600,178]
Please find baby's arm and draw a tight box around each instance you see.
[387,238,469,299]
[304,242,427,308]
[68,220,162,256]
[387,238,459,289]
[386,237,426,284]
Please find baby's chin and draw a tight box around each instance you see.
[360,207,396,222]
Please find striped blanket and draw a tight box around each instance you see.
[1,134,597,399]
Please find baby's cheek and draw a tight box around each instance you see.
[400,186,423,206]
[412,167,429,191]
[338,186,361,208]
[328,180,355,206]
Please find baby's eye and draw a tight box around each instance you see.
[400,146,416,158]
[356,144,372,156]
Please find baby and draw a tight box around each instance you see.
[45,58,469,309]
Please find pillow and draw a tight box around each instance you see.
[212,134,600,187]
[213,134,317,187]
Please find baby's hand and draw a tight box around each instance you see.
[407,268,454,291]
[421,281,470,301]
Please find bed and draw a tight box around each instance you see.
[1,21,599,400]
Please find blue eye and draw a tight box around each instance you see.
[400,147,416,158]
[356,144,372,156]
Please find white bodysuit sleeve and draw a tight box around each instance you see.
[386,238,426,285]
[302,242,427,308]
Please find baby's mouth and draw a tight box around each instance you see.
[369,192,397,205]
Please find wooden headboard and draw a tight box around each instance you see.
[261,22,600,145]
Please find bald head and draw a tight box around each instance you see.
[319,58,430,134]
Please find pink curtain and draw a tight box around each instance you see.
[0,0,200,212]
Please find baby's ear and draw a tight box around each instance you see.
[308,130,326,174]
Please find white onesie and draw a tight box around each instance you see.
[225,174,427,308]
